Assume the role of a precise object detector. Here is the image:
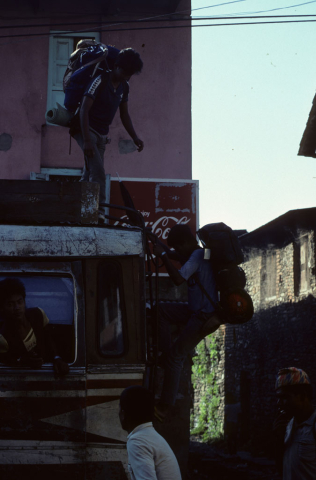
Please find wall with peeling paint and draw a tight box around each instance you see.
[0,1,191,181]
[0,26,49,178]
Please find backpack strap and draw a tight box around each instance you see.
[69,70,112,139]
[63,48,108,91]
[192,273,219,312]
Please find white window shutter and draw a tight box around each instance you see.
[47,36,73,110]
[46,33,99,112]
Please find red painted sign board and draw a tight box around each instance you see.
[110,178,199,273]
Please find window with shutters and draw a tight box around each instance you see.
[300,236,309,293]
[46,32,99,111]
[260,252,277,301]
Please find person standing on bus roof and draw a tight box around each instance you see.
[119,386,182,480]
[0,278,69,376]
[72,48,144,224]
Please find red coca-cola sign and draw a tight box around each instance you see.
[110,179,198,272]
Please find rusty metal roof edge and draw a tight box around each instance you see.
[240,207,316,249]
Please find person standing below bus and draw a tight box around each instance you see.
[275,367,316,480]
[153,224,221,422]
[0,278,69,376]
[119,386,182,480]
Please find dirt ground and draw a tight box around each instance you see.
[187,440,281,480]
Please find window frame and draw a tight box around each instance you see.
[97,259,129,358]
[260,251,277,301]
[299,235,309,293]
[0,261,85,373]
[47,31,100,111]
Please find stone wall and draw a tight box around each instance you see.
[192,229,316,453]
[225,229,316,453]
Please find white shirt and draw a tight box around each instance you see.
[126,422,182,480]
[179,249,217,314]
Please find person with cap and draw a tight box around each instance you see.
[275,367,316,479]
[119,386,182,480]
[153,224,222,422]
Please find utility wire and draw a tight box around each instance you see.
[1,14,316,31]
[105,0,247,25]
[0,1,248,40]
[0,0,247,41]
[0,0,246,26]
[1,0,315,39]
[1,1,316,41]
[235,0,316,15]
[193,14,316,19]
[191,0,316,18]
[1,0,315,25]
[1,17,316,40]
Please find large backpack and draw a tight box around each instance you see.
[63,40,120,113]
[197,222,244,268]
[196,223,253,325]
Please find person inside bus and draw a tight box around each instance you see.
[0,277,69,376]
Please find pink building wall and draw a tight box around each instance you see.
[0,2,191,181]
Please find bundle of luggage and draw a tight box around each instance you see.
[63,40,120,113]
[46,40,120,126]
[197,222,253,325]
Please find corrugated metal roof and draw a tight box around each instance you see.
[240,207,316,249]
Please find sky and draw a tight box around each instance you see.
[191,0,316,232]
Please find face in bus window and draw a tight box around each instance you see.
[1,294,26,323]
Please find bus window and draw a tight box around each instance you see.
[98,262,126,356]
[0,275,75,365]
